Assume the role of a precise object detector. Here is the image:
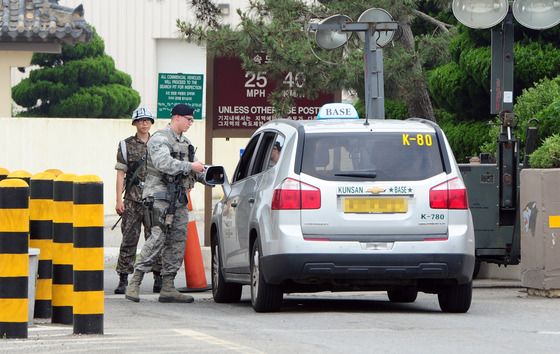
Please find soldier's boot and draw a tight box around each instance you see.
[153,272,162,293]
[125,270,145,302]
[158,274,194,303]
[114,273,128,294]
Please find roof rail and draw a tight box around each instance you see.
[406,117,441,129]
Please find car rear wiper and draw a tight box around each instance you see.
[334,170,377,178]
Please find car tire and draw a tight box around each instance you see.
[472,259,481,279]
[437,281,472,313]
[250,241,283,312]
[211,236,242,303]
[387,286,418,303]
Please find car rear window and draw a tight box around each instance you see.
[301,132,445,181]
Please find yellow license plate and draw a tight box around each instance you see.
[343,197,408,214]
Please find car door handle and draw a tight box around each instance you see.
[248,198,255,204]
[231,202,238,207]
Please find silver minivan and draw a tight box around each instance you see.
[210,106,475,313]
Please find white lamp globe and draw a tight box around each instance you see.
[512,0,560,30]
[357,8,395,47]
[452,0,509,29]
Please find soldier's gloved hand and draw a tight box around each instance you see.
[190,161,205,173]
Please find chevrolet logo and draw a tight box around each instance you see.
[366,187,385,194]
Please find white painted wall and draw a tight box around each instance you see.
[2,52,32,116]
[0,117,247,215]
[3,1,263,215]
[56,0,248,113]
[5,0,310,215]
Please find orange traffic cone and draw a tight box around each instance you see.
[178,190,212,292]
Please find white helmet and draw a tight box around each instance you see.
[131,107,155,124]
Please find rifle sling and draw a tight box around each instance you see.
[124,156,146,195]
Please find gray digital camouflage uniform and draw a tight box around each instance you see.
[134,124,203,276]
[115,135,161,274]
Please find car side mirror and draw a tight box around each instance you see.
[204,165,226,185]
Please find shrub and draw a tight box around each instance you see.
[31,32,105,67]
[458,46,490,92]
[437,110,493,162]
[352,98,408,120]
[515,76,560,143]
[478,117,500,155]
[428,62,489,120]
[385,99,408,120]
[430,39,560,122]
[428,62,470,112]
[515,42,560,90]
[48,84,140,118]
[534,101,560,141]
[49,91,104,118]
[529,134,560,168]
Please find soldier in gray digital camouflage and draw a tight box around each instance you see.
[114,107,162,295]
[125,103,206,303]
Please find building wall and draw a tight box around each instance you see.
[3,1,262,215]
[57,0,246,113]
[2,51,32,116]
[0,117,246,215]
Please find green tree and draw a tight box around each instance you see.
[428,26,560,122]
[179,0,454,121]
[12,29,140,118]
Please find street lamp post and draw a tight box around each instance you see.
[308,8,398,122]
[452,0,560,226]
[491,10,514,116]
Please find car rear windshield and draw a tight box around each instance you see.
[301,131,445,181]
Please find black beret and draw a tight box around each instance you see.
[171,103,195,117]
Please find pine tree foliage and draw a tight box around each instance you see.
[12,29,140,118]
[428,26,560,121]
[179,0,560,159]
[178,0,452,120]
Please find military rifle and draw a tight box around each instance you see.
[111,156,146,230]
[162,150,189,232]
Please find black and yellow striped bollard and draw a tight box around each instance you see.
[52,173,76,325]
[44,169,63,178]
[73,175,104,334]
[0,167,9,181]
[6,170,31,185]
[0,178,30,339]
[29,172,55,319]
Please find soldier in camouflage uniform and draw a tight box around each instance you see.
[126,103,206,304]
[114,107,162,294]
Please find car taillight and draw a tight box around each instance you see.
[429,177,468,210]
[271,178,321,210]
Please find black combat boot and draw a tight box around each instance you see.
[114,273,128,294]
[153,272,162,293]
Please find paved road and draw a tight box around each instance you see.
[3,274,559,354]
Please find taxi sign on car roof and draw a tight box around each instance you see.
[317,103,359,120]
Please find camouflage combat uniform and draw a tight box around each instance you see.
[115,135,161,274]
[134,125,203,276]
